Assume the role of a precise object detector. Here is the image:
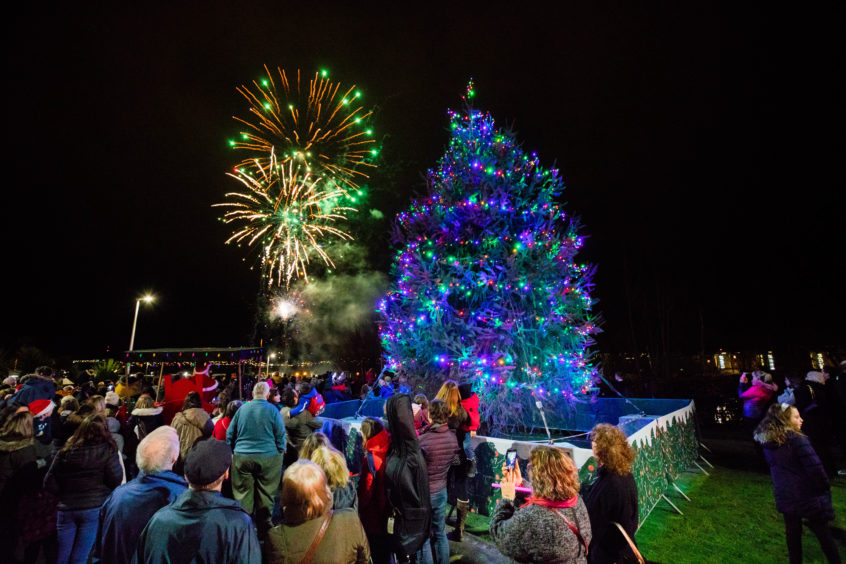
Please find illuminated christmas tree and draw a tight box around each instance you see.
[378,84,600,431]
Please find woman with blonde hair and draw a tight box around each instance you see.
[433,380,471,540]
[491,445,591,563]
[755,403,839,563]
[583,424,639,563]
[264,460,370,564]
[310,445,358,511]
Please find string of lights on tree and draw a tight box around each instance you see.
[218,67,379,288]
[378,82,600,430]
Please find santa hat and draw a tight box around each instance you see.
[193,363,218,393]
[29,399,55,419]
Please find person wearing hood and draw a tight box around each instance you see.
[794,370,838,477]
[384,393,431,561]
[93,426,187,564]
[171,391,213,461]
[754,403,840,563]
[358,417,391,564]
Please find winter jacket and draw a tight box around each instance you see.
[93,470,188,564]
[5,374,56,408]
[380,383,395,399]
[358,428,390,535]
[491,497,592,564]
[739,381,776,419]
[106,416,125,453]
[227,398,286,456]
[0,437,40,550]
[583,468,639,564]
[759,432,833,519]
[418,423,460,493]
[213,416,232,441]
[333,479,359,511]
[44,441,123,510]
[136,489,261,564]
[384,394,431,557]
[128,406,164,439]
[264,508,370,564]
[172,407,213,458]
[458,387,480,432]
[285,409,322,451]
[446,405,471,458]
[0,437,37,497]
[290,387,321,417]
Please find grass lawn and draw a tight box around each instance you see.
[637,466,846,563]
[461,465,845,563]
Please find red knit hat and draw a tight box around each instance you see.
[28,399,55,419]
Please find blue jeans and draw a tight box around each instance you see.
[56,507,100,564]
[417,488,449,564]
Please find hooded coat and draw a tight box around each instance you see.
[358,428,390,535]
[384,394,431,557]
[5,374,56,407]
[128,405,164,440]
[171,407,213,458]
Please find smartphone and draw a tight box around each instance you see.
[505,449,517,470]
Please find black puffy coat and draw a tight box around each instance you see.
[760,432,833,519]
[44,440,123,510]
[384,394,431,557]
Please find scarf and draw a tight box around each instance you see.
[523,495,578,509]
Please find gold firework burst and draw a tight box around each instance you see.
[214,149,355,288]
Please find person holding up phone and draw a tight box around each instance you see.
[490,446,591,563]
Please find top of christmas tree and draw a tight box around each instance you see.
[379,83,600,431]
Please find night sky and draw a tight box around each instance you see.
[6,4,843,360]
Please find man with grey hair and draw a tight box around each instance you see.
[226,380,287,536]
[93,426,187,563]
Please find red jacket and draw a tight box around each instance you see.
[212,416,231,441]
[460,393,480,431]
[358,429,390,535]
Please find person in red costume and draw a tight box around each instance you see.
[458,382,480,477]
[357,417,391,564]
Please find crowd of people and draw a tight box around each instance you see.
[3,361,841,563]
[0,365,647,564]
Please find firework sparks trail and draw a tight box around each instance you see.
[230,66,377,194]
[214,149,356,288]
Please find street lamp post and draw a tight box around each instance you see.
[127,295,154,375]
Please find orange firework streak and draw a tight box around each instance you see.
[232,66,376,194]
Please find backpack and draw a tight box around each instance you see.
[307,393,325,417]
